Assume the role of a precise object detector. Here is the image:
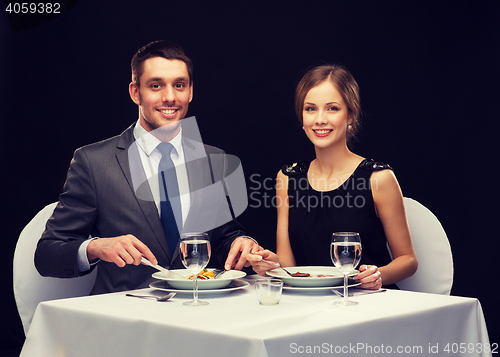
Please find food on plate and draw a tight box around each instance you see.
[289,272,337,278]
[185,269,215,280]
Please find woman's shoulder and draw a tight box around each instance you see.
[358,159,393,172]
[360,159,397,190]
[281,161,310,176]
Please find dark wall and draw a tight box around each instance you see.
[2,1,498,352]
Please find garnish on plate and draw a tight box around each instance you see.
[185,269,215,280]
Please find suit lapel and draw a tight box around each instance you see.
[182,138,208,230]
[115,126,171,259]
[181,138,230,241]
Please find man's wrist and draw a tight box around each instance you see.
[237,235,259,245]
[78,237,100,272]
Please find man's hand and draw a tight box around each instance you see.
[224,237,262,271]
[87,234,157,268]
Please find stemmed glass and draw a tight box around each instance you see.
[179,232,211,306]
[330,232,362,306]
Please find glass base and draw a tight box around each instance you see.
[183,299,209,306]
[333,300,359,307]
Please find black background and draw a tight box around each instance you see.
[1,0,499,353]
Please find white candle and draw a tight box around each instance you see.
[259,293,278,305]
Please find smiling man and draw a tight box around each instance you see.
[130,56,192,141]
[34,41,260,294]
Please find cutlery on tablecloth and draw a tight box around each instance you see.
[332,289,387,297]
[126,292,176,301]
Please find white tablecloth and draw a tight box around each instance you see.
[21,276,492,357]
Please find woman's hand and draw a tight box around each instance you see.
[355,265,383,290]
[246,250,280,276]
[224,237,263,271]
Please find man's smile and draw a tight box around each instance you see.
[158,108,179,117]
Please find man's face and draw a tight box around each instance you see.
[129,57,193,140]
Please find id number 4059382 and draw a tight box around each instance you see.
[5,2,61,14]
[443,342,498,354]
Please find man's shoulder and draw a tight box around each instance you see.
[202,143,224,155]
[77,134,120,152]
[75,124,134,155]
[182,136,225,155]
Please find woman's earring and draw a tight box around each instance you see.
[348,124,352,130]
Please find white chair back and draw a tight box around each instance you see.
[13,202,97,335]
[390,198,453,294]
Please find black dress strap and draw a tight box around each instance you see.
[281,161,310,176]
[359,159,393,172]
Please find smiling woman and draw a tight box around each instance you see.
[295,64,362,144]
[302,81,351,150]
[247,64,418,291]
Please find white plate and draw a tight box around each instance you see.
[266,266,358,287]
[152,269,246,290]
[149,279,250,294]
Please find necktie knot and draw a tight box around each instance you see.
[158,143,175,172]
[157,142,174,157]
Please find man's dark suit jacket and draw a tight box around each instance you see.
[35,124,246,294]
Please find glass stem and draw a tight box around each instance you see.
[343,273,348,305]
[193,275,199,302]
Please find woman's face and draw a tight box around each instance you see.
[302,80,351,149]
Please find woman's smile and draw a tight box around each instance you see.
[312,129,333,137]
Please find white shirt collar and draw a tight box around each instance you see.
[133,120,183,158]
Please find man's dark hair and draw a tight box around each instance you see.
[131,40,193,86]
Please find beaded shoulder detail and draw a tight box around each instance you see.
[359,159,393,171]
[281,161,310,176]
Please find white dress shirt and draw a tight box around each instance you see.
[133,121,191,220]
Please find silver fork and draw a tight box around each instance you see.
[212,269,228,279]
[126,292,176,301]
[249,253,292,276]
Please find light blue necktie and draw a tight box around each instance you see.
[157,142,182,256]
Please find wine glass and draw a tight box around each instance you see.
[330,232,362,306]
[179,232,211,306]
